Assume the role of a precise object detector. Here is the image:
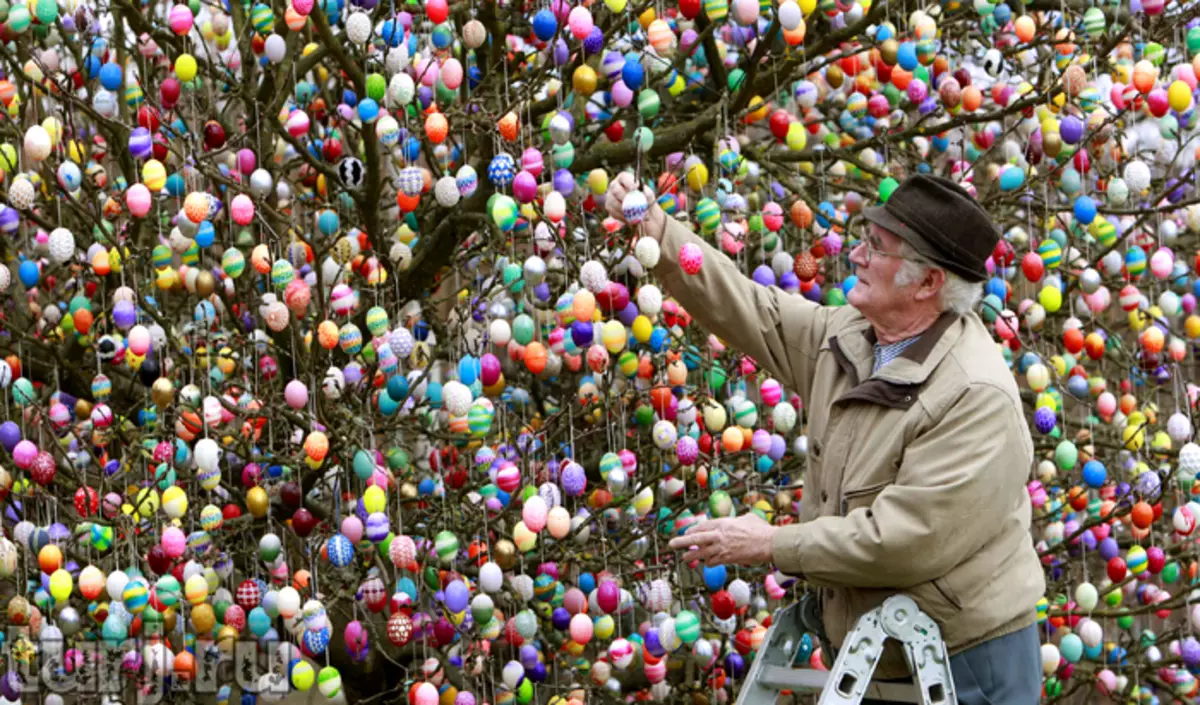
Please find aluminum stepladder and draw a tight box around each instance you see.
[734,595,958,705]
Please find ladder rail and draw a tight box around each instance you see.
[732,595,958,705]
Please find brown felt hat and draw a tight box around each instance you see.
[861,175,999,283]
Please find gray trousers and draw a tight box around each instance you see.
[862,624,1042,705]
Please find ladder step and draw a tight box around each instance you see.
[757,666,926,704]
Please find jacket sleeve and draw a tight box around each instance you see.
[770,383,1031,587]
[654,216,837,399]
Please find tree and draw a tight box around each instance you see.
[0,0,1196,701]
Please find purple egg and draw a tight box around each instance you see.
[128,126,153,160]
[553,38,569,66]
[519,644,540,669]
[561,462,587,496]
[0,206,20,235]
[444,580,469,613]
[527,661,548,682]
[1098,537,1119,561]
[534,282,552,301]
[725,653,746,678]
[1183,637,1200,667]
[1033,407,1056,434]
[0,421,20,452]
[803,283,822,303]
[752,265,775,287]
[618,301,639,326]
[553,169,575,196]
[551,607,571,630]
[1059,115,1084,145]
[768,435,787,461]
[644,628,666,658]
[570,320,593,347]
[112,300,137,329]
[583,26,604,54]
[780,271,800,292]
[456,692,477,705]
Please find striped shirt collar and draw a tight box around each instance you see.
[873,335,921,374]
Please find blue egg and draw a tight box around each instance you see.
[1082,460,1107,488]
[702,564,727,591]
[649,327,668,352]
[458,356,479,385]
[998,166,1025,191]
[381,18,404,46]
[418,476,436,495]
[84,55,102,81]
[357,98,379,122]
[378,392,399,416]
[578,572,596,594]
[896,41,918,70]
[842,274,858,293]
[18,260,38,288]
[426,381,444,409]
[403,136,422,161]
[397,576,418,602]
[165,173,186,197]
[195,221,215,248]
[99,62,122,90]
[985,277,1007,301]
[1073,195,1097,225]
[532,9,557,41]
[317,210,340,235]
[621,53,645,90]
[342,88,358,108]
[387,375,410,401]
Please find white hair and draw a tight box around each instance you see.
[893,241,984,316]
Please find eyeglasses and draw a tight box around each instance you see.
[856,231,926,267]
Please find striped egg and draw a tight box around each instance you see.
[339,323,363,354]
[455,165,478,197]
[1125,247,1147,279]
[200,504,223,532]
[365,513,390,543]
[250,3,275,33]
[123,579,149,613]
[434,530,459,564]
[270,258,295,289]
[365,306,389,337]
[496,462,521,492]
[1036,239,1062,269]
[695,197,721,234]
[598,452,622,480]
[327,534,355,567]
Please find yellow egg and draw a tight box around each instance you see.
[587,169,609,194]
[363,485,386,514]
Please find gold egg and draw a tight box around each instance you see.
[191,603,215,633]
[195,270,216,298]
[401,482,418,499]
[1043,132,1062,158]
[826,64,844,88]
[879,38,900,66]
[494,539,517,570]
[151,377,175,408]
[74,399,93,420]
[217,624,239,652]
[246,486,269,518]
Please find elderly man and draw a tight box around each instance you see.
[606,173,1045,704]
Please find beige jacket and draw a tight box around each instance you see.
[654,217,1045,678]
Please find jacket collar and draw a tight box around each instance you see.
[863,310,963,384]
[828,311,963,409]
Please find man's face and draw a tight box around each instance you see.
[847,224,914,318]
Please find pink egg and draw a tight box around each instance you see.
[521,148,544,177]
[161,526,187,558]
[231,194,255,225]
[284,380,308,409]
[522,497,548,532]
[416,58,437,87]
[126,183,152,218]
[285,110,310,137]
[12,440,37,469]
[341,516,364,543]
[441,58,463,90]
[1150,248,1174,278]
[569,612,593,644]
[415,683,439,705]
[611,80,634,108]
[237,148,257,174]
[496,462,520,493]
[127,325,151,356]
[168,4,193,35]
[292,0,314,14]
[568,6,593,39]
[760,378,782,405]
[679,243,703,275]
[512,170,538,204]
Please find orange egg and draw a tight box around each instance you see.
[293,569,311,591]
[721,426,743,452]
[790,199,813,228]
[73,308,94,334]
[1132,59,1157,94]
[174,651,196,680]
[783,21,804,45]
[1140,326,1164,353]
[397,190,420,212]
[1119,393,1137,416]
[304,431,329,461]
[425,112,448,144]
[1014,15,1035,42]
[38,544,62,574]
[317,320,339,349]
[524,341,547,374]
[961,85,982,112]
[890,67,912,90]
[498,112,520,142]
[91,251,110,276]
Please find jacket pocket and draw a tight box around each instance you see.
[840,481,891,516]
[933,576,964,611]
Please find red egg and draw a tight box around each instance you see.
[768,109,791,140]
[1021,251,1044,282]
[203,120,227,151]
